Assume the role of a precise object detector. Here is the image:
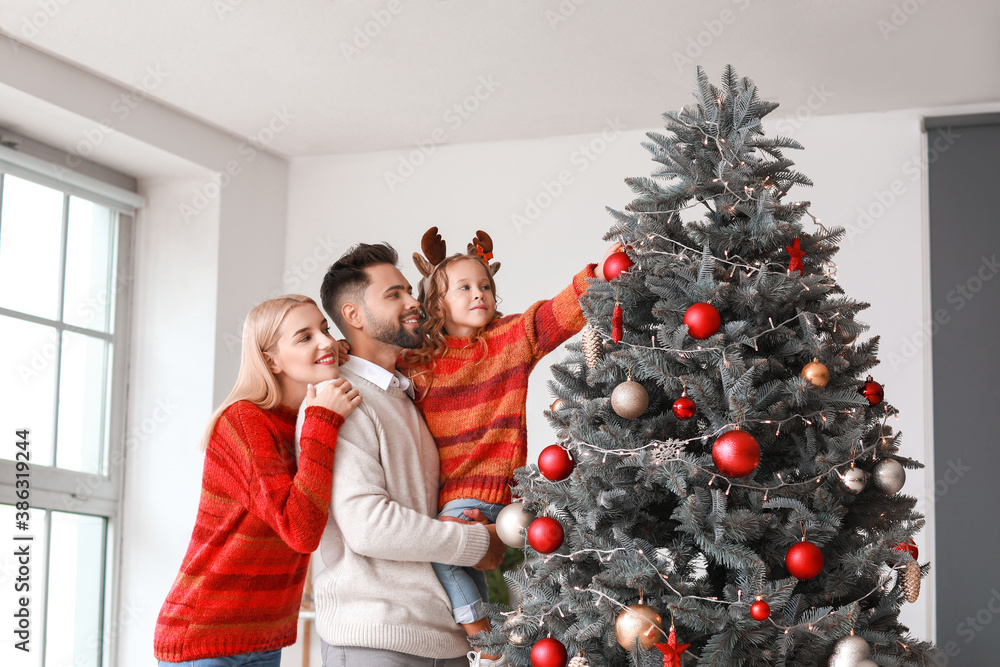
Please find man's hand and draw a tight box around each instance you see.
[473,524,506,571]
[437,508,489,526]
[437,508,505,570]
[462,508,489,524]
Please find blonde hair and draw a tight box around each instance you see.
[405,255,501,385]
[200,294,318,449]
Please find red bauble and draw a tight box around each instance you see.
[750,598,771,621]
[785,540,824,579]
[683,302,722,339]
[603,251,634,281]
[711,429,760,478]
[894,538,919,560]
[672,395,696,420]
[527,516,565,554]
[531,638,568,667]
[861,376,884,406]
[538,445,574,482]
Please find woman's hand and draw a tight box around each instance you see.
[337,339,351,364]
[306,378,361,418]
[595,241,624,282]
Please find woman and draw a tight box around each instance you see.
[154,295,360,666]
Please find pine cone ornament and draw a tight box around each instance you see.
[902,560,921,603]
[568,654,590,667]
[582,326,602,369]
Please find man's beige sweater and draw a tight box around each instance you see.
[311,362,491,658]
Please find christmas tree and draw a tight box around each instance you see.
[475,66,940,667]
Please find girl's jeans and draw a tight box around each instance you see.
[159,649,281,667]
[431,498,504,624]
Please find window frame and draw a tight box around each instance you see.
[0,153,136,667]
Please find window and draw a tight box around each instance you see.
[0,153,136,667]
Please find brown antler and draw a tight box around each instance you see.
[467,230,500,276]
[423,227,447,264]
[467,230,492,257]
[413,226,447,277]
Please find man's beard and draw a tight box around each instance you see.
[366,307,422,349]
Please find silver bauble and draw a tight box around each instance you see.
[611,380,649,419]
[840,466,868,494]
[501,611,537,646]
[856,661,878,667]
[495,501,535,548]
[873,458,906,494]
[828,634,871,667]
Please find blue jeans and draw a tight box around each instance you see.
[159,649,281,667]
[432,498,504,624]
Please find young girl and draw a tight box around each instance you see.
[400,229,617,666]
[154,295,361,667]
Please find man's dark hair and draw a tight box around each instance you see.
[321,243,399,332]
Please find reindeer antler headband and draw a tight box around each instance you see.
[412,227,501,278]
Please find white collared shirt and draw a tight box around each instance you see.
[341,356,413,398]
[294,355,413,453]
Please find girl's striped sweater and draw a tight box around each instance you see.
[400,265,594,510]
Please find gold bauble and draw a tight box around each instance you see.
[611,380,649,419]
[614,603,662,650]
[801,357,830,387]
[550,398,568,413]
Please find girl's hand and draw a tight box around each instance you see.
[337,339,351,364]
[306,379,362,418]
[595,241,624,282]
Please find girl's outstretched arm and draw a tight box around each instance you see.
[522,243,620,359]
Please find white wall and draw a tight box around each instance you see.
[0,40,290,667]
[784,109,932,639]
[286,107,950,649]
[119,177,220,665]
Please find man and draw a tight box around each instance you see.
[309,243,506,667]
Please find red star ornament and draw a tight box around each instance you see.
[654,626,690,667]
[786,238,806,275]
